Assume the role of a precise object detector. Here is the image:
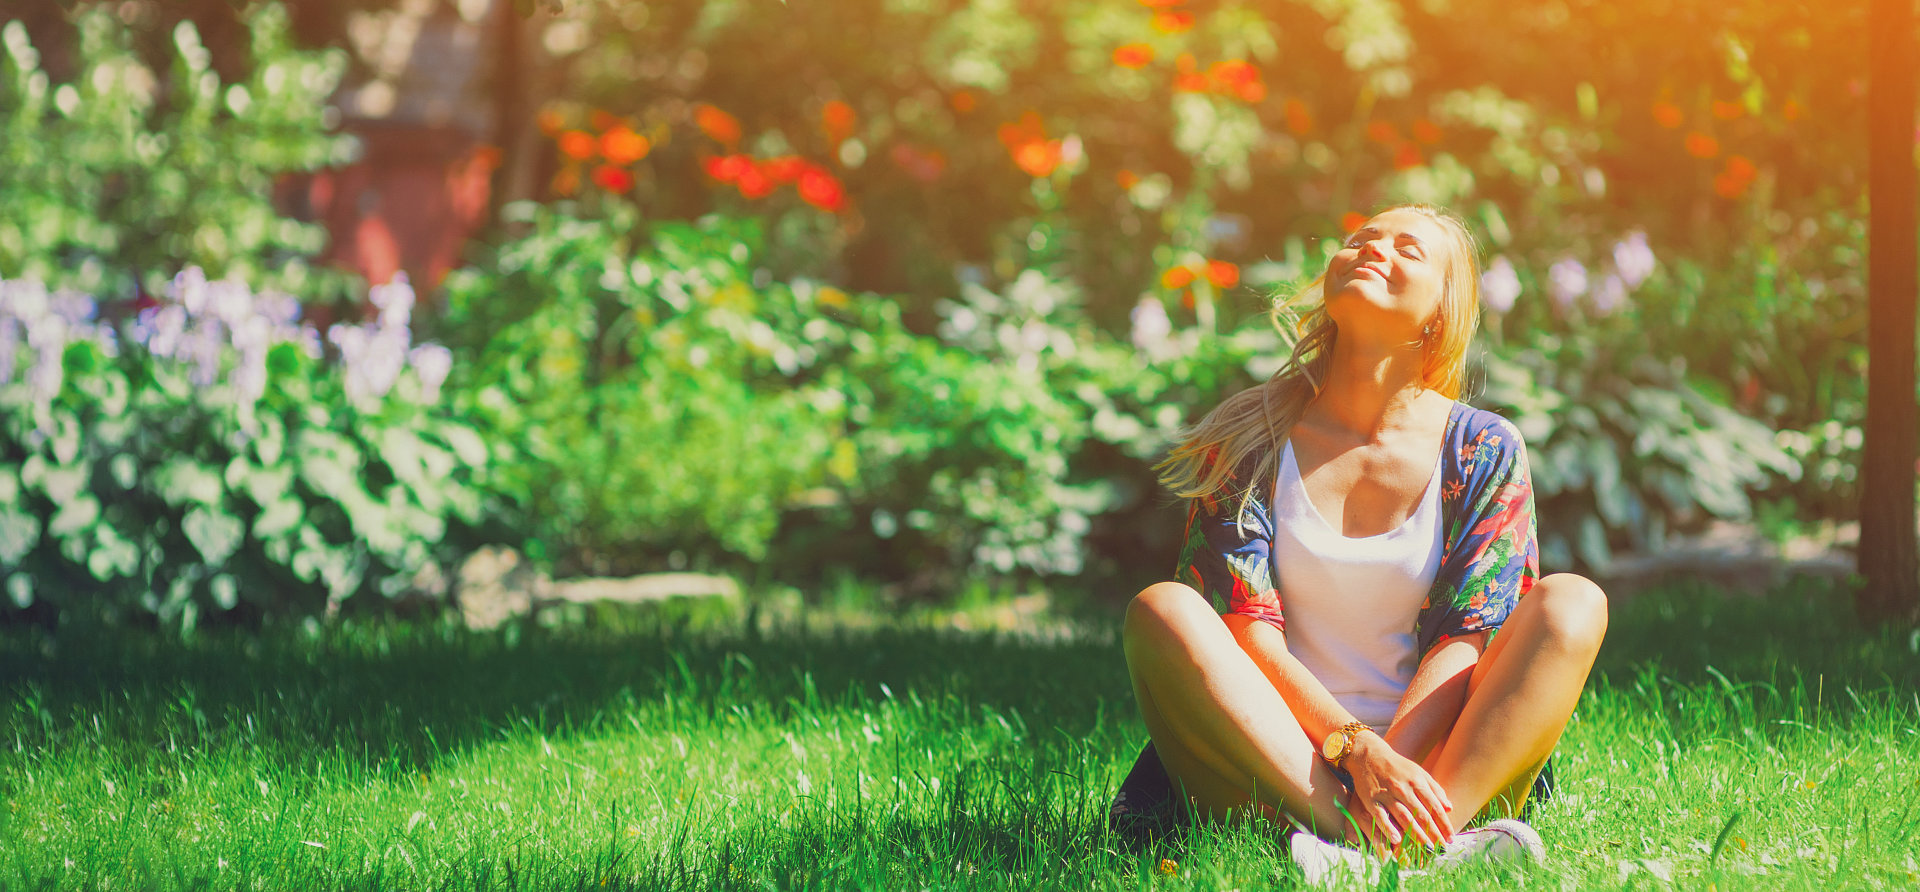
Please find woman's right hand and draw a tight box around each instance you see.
[1342,731,1454,851]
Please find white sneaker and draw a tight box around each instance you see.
[1426,818,1545,872]
[1289,831,1383,888]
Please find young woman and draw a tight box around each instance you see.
[1113,204,1608,869]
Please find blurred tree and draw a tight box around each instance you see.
[1858,0,1918,627]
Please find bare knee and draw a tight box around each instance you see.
[1124,581,1215,649]
[1531,573,1609,656]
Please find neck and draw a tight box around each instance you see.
[1312,333,1431,441]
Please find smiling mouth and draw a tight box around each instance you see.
[1350,266,1386,280]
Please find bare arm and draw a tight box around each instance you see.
[1383,632,1486,767]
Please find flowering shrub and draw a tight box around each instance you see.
[0,271,497,629]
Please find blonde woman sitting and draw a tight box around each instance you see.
[1111,205,1608,876]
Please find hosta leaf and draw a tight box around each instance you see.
[253,496,303,540]
[183,506,243,565]
[0,508,42,564]
[50,495,100,540]
[155,458,224,506]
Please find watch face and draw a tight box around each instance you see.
[1322,731,1344,761]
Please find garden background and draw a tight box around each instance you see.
[2,0,1918,889]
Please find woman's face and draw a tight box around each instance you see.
[1322,209,1453,344]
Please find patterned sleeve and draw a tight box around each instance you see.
[1172,464,1285,630]
[1417,417,1540,655]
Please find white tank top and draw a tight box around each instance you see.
[1272,439,1445,729]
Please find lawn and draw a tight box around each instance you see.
[3,576,1917,890]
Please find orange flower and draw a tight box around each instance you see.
[1136,0,1184,7]
[1151,10,1194,33]
[821,100,857,145]
[950,89,978,114]
[703,153,753,184]
[1112,43,1155,69]
[471,145,503,171]
[1712,100,1744,120]
[589,108,621,132]
[1411,118,1443,145]
[1283,99,1314,135]
[1724,154,1757,182]
[599,126,651,165]
[551,166,579,196]
[997,111,1047,149]
[1713,172,1749,199]
[1366,120,1400,145]
[1393,142,1424,170]
[736,165,775,199]
[1341,211,1368,233]
[761,155,809,184]
[1160,266,1197,290]
[1684,131,1720,159]
[1782,98,1803,121]
[1209,60,1264,103]
[536,108,565,135]
[1013,139,1063,178]
[591,164,634,194]
[1205,260,1239,289]
[1651,101,1684,128]
[1116,169,1141,189]
[695,104,742,149]
[558,130,597,161]
[798,166,848,212]
[1173,72,1211,93]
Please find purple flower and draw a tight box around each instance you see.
[255,291,302,328]
[0,319,18,385]
[1612,231,1655,289]
[1480,256,1521,313]
[1,278,49,323]
[173,267,210,316]
[206,278,254,326]
[1590,273,1628,316]
[48,290,96,326]
[1547,258,1589,310]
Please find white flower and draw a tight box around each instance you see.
[1612,231,1655,289]
[1480,256,1522,313]
[255,291,302,328]
[234,343,268,404]
[1590,273,1628,316]
[369,273,415,331]
[48,290,95,326]
[206,278,254,326]
[1,278,49,323]
[1547,258,1589,310]
[0,318,18,385]
[409,344,452,402]
[142,305,189,358]
[173,267,210,316]
[1130,296,1172,352]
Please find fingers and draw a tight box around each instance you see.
[1412,780,1454,841]
[1389,801,1434,848]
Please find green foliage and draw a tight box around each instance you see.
[1481,336,1797,571]
[0,273,497,629]
[0,4,357,300]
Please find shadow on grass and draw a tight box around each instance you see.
[1,573,1911,780]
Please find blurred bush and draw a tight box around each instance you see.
[0,3,357,300]
[0,272,501,630]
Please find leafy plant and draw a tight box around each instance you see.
[0,271,499,629]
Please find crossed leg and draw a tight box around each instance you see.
[1122,573,1608,839]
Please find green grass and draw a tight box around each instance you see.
[3,576,1918,890]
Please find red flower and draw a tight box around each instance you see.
[736,165,775,199]
[1013,139,1063,178]
[1782,99,1803,122]
[703,153,753,184]
[551,166,579,196]
[1113,43,1155,69]
[949,90,978,114]
[761,155,809,184]
[797,166,847,212]
[1115,169,1141,189]
[1341,211,1368,233]
[1684,131,1720,159]
[1411,118,1443,145]
[591,164,634,194]
[695,104,742,149]
[1651,101,1684,129]
[1209,60,1264,103]
[1393,142,1424,170]
[1160,266,1196,290]
[558,130,597,161]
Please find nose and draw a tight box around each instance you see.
[1356,237,1390,262]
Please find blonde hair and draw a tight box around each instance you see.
[1156,204,1483,507]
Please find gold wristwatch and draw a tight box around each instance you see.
[1321,721,1372,769]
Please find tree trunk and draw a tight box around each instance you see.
[1859,0,1920,626]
